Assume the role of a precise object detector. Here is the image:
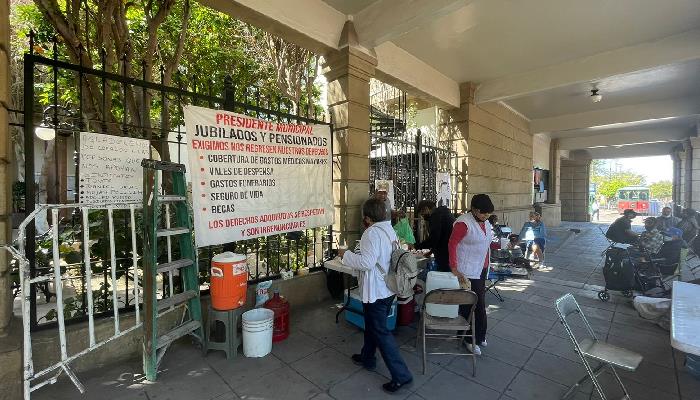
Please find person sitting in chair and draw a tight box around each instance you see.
[606,209,639,245]
[638,217,664,256]
[519,211,546,262]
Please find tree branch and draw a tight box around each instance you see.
[163,0,191,86]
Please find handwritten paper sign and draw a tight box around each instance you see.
[79,132,149,206]
[183,105,333,247]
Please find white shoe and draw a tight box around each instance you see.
[479,340,488,347]
[466,343,482,355]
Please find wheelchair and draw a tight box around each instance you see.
[598,240,682,302]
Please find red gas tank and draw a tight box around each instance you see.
[263,289,290,342]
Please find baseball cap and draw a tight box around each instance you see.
[623,209,638,217]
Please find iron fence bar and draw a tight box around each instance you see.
[107,207,120,334]
[129,205,140,325]
[80,207,95,347]
[28,53,326,125]
[50,208,68,360]
[417,129,423,203]
[23,51,38,330]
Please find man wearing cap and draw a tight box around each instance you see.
[605,209,639,245]
[374,184,392,221]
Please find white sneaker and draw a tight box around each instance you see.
[479,340,488,347]
[466,343,482,355]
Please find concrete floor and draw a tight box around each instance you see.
[33,222,700,400]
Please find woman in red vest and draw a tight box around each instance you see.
[448,194,494,356]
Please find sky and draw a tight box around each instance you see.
[600,156,673,184]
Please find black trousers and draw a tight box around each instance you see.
[459,268,488,343]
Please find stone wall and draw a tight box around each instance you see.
[560,158,591,222]
[0,0,23,398]
[438,83,534,231]
[532,134,551,170]
[539,203,562,227]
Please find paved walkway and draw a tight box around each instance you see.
[35,222,700,400]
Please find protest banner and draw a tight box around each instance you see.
[183,105,333,247]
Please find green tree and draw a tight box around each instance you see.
[649,180,673,200]
[597,171,645,200]
[11,0,323,150]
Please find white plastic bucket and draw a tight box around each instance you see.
[425,271,460,318]
[242,308,274,357]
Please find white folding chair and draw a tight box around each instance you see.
[555,294,643,400]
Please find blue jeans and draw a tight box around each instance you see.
[360,296,413,384]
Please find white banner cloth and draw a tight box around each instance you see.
[183,105,333,247]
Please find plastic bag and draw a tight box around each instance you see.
[256,281,273,307]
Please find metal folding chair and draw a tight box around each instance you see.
[486,262,506,302]
[416,289,478,376]
[555,294,643,400]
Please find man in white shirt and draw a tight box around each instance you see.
[338,198,413,393]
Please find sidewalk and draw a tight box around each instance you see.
[33,222,700,400]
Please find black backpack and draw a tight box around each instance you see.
[602,247,637,291]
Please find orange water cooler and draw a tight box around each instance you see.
[210,252,248,310]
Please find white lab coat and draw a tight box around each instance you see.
[342,221,396,303]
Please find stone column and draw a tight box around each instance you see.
[688,137,700,210]
[322,21,376,246]
[683,140,692,208]
[548,139,561,205]
[671,145,682,212]
[678,144,688,208]
[560,158,591,222]
[540,138,562,227]
[0,0,23,398]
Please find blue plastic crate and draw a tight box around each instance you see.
[344,289,397,331]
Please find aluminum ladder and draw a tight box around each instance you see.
[141,159,203,381]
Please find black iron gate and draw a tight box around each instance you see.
[17,34,332,330]
[369,101,457,213]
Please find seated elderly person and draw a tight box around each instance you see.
[638,217,664,256]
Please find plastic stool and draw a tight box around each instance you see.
[204,305,244,359]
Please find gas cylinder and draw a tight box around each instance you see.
[263,288,290,342]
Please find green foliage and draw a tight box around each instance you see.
[38,208,145,323]
[597,172,646,200]
[649,180,673,200]
[11,1,323,120]
[590,159,607,177]
[12,181,25,212]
